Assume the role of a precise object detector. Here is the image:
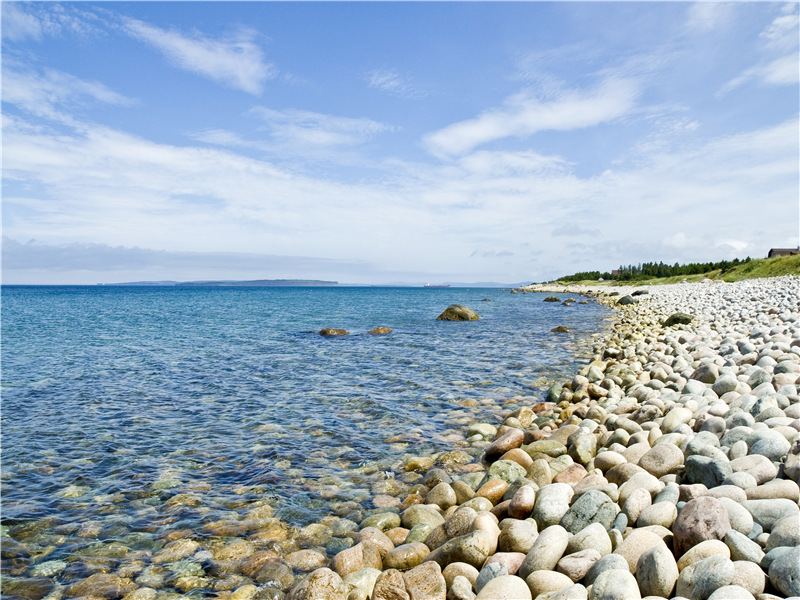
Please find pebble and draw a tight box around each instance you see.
[285,277,800,600]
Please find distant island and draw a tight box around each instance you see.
[99,279,339,287]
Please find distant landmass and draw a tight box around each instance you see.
[99,279,339,287]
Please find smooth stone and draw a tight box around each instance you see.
[371,569,410,600]
[402,506,445,530]
[289,549,328,572]
[722,471,758,490]
[532,483,574,530]
[427,483,458,511]
[447,575,476,600]
[636,502,677,528]
[406,523,435,545]
[583,554,630,587]
[637,443,684,478]
[424,530,492,570]
[442,563,479,588]
[593,451,627,472]
[294,568,348,600]
[484,428,526,460]
[403,561,446,600]
[684,455,732,489]
[673,496,731,556]
[518,525,570,578]
[622,487,652,524]
[765,515,800,551]
[364,512,403,531]
[618,471,664,506]
[706,485,747,502]
[677,555,735,600]
[486,460,529,486]
[535,584,588,600]
[636,544,679,599]
[588,569,641,600]
[560,490,619,534]
[483,552,526,575]
[718,497,755,536]
[342,568,382,600]
[556,548,601,582]
[653,481,680,505]
[613,528,667,574]
[383,543,431,571]
[508,486,536,520]
[476,574,532,599]
[475,562,507,593]
[746,479,800,502]
[706,586,755,600]
[676,539,730,573]
[730,560,766,596]
[768,545,800,596]
[740,498,800,531]
[729,455,779,485]
[332,541,383,578]
[525,570,574,598]
[498,519,538,554]
[566,522,612,557]
[724,530,765,563]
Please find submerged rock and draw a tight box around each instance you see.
[437,305,480,321]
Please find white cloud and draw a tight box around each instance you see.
[121,17,275,95]
[365,68,426,98]
[2,63,135,124]
[0,2,101,41]
[249,106,394,148]
[423,78,639,158]
[719,6,799,94]
[686,2,735,32]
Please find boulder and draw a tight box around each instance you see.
[673,496,731,556]
[320,328,349,336]
[436,305,479,321]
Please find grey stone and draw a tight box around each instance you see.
[740,498,800,532]
[583,554,630,587]
[684,455,732,488]
[724,530,765,563]
[518,525,570,579]
[498,519,538,554]
[768,545,800,596]
[475,562,507,593]
[532,483,574,530]
[765,515,800,551]
[707,586,755,600]
[677,555,735,600]
[559,490,619,534]
[635,544,679,598]
[588,569,641,600]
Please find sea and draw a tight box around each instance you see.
[0,285,611,594]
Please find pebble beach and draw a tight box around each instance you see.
[287,276,800,600]
[5,277,799,600]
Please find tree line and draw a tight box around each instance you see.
[557,258,752,282]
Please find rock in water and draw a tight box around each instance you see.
[436,305,480,321]
[320,328,349,336]
[367,327,392,335]
[551,326,571,333]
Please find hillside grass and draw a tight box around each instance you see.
[554,254,800,286]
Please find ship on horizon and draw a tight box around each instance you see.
[423,283,451,288]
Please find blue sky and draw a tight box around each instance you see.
[2,1,798,285]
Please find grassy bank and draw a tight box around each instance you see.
[552,254,800,287]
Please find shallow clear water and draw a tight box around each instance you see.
[1,285,610,593]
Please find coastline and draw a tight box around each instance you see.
[289,276,800,599]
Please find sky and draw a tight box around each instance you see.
[2,1,799,285]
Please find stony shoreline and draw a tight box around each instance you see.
[288,276,800,599]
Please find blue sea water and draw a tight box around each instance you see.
[1,285,610,589]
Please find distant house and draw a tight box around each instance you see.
[611,269,621,277]
[767,248,800,258]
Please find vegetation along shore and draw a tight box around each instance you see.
[287,275,800,599]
